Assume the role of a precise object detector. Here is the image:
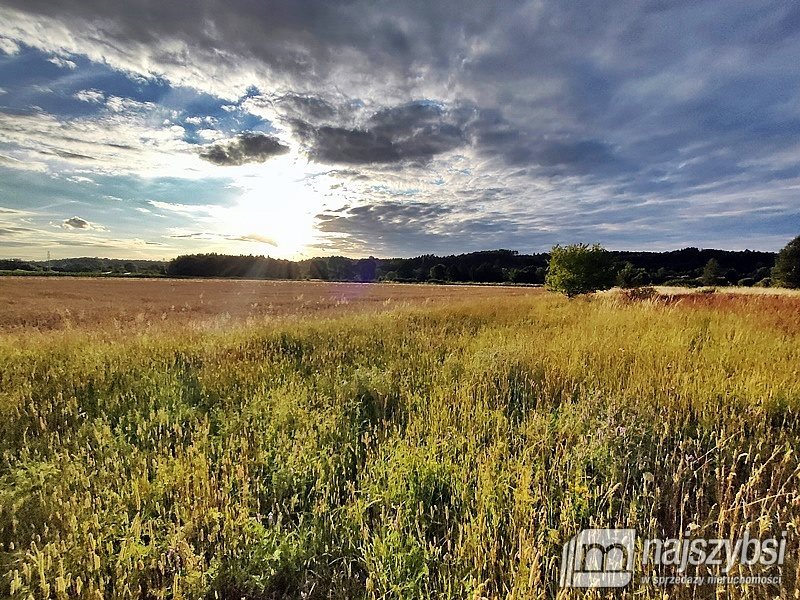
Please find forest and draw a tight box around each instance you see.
[0,247,778,287]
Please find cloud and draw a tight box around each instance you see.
[1,0,800,255]
[74,89,105,103]
[66,175,96,184]
[270,93,340,124]
[0,36,19,55]
[46,54,76,69]
[235,233,277,246]
[62,216,92,229]
[147,200,220,216]
[184,115,215,126]
[0,105,202,176]
[167,231,277,246]
[291,100,469,164]
[297,124,399,164]
[199,133,289,166]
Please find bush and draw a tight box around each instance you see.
[616,262,650,288]
[545,243,615,297]
[621,286,658,302]
[662,277,701,288]
[737,277,755,287]
[755,277,773,288]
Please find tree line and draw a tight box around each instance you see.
[162,245,782,286]
[3,237,796,289]
[546,236,800,296]
[0,258,166,276]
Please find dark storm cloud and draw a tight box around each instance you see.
[314,201,457,254]
[6,0,800,179]
[272,94,339,124]
[0,0,499,94]
[314,200,556,256]
[316,202,454,231]
[296,124,399,164]
[199,133,289,166]
[290,100,469,164]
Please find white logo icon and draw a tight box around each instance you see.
[560,529,636,588]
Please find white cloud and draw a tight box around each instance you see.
[185,115,216,126]
[47,55,77,69]
[0,36,19,55]
[196,128,224,141]
[0,107,205,177]
[105,95,157,113]
[0,152,47,172]
[74,89,105,103]
[66,175,96,185]
[147,200,222,218]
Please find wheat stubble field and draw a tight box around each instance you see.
[1,278,799,599]
[0,277,545,331]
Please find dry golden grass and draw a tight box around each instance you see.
[605,286,800,334]
[1,282,798,599]
[0,277,544,331]
[655,285,800,296]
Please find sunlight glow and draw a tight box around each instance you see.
[222,155,342,259]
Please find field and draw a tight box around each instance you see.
[1,279,799,599]
[0,278,544,331]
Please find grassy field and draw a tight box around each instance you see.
[0,278,543,331]
[1,281,799,598]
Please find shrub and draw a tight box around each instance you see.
[616,262,650,288]
[622,286,659,302]
[545,243,615,297]
[663,277,701,288]
[737,277,755,287]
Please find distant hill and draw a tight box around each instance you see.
[0,257,167,276]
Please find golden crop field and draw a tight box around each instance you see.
[1,279,799,599]
[0,277,544,331]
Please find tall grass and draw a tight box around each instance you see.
[1,295,798,598]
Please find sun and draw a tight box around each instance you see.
[224,155,335,259]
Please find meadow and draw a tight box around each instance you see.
[1,280,799,599]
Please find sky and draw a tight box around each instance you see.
[0,0,799,260]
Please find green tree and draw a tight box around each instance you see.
[772,235,800,288]
[701,258,724,285]
[428,263,448,281]
[616,262,650,288]
[472,262,504,283]
[545,243,614,297]
[357,257,377,282]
